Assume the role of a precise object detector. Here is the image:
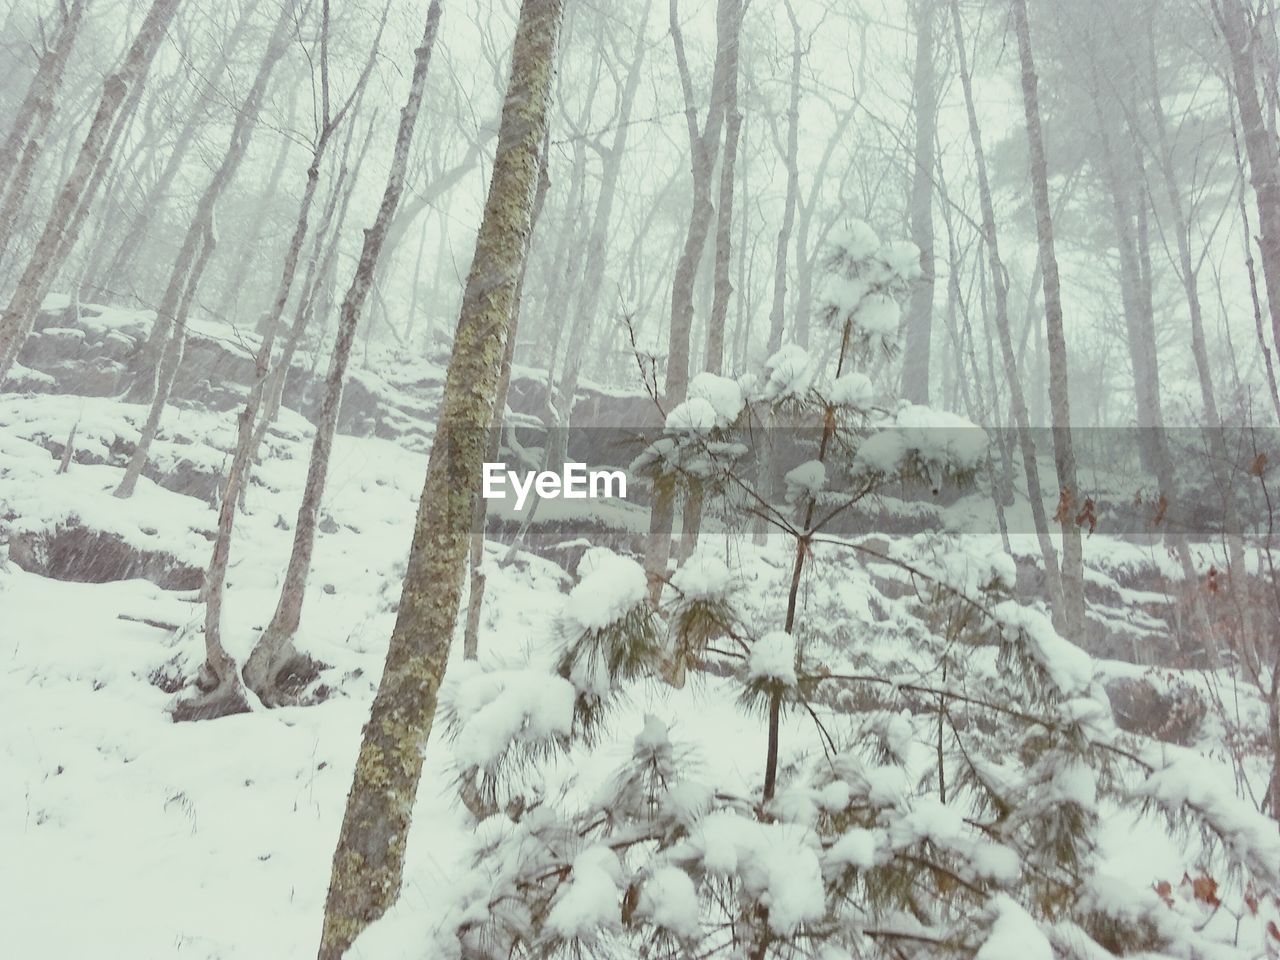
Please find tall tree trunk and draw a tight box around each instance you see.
[317,0,563,952]
[765,1,802,355]
[245,112,377,489]
[681,0,742,560]
[1085,72,1164,475]
[952,0,1061,606]
[1215,0,1280,363]
[463,136,550,661]
[115,1,298,496]
[1011,0,1086,638]
[0,0,89,265]
[705,104,740,375]
[900,0,937,404]
[245,2,444,702]
[545,0,651,470]
[1143,27,1238,668]
[645,0,736,591]
[0,0,182,382]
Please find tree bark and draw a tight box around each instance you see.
[900,0,937,404]
[706,110,740,377]
[949,0,1062,607]
[463,136,550,661]
[1011,0,1086,638]
[0,0,182,383]
[645,0,737,590]
[246,2,444,705]
[317,0,563,952]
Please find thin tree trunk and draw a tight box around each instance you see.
[198,9,386,709]
[765,1,801,356]
[123,1,296,407]
[0,0,182,382]
[681,0,742,559]
[706,45,740,377]
[1215,0,1280,364]
[900,0,937,404]
[1086,73,1164,475]
[215,87,299,322]
[116,216,217,508]
[115,1,298,495]
[1142,31,1238,669]
[0,0,89,264]
[246,2,443,702]
[546,0,652,470]
[463,136,550,661]
[317,0,563,952]
[244,113,377,494]
[96,5,257,296]
[645,0,736,591]
[1011,0,1085,638]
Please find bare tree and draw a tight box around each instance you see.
[244,0,444,702]
[92,2,258,298]
[645,0,739,590]
[115,0,300,498]
[0,0,183,382]
[547,0,653,469]
[899,0,937,404]
[317,0,565,952]
[1011,0,1086,637]
[765,1,802,356]
[949,0,1062,609]
[0,0,90,265]
[184,2,386,718]
[1214,0,1280,363]
[681,0,743,559]
[240,113,379,498]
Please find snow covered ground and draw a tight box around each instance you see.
[0,394,836,956]
[2,390,1276,958]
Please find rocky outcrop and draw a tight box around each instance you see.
[8,520,204,590]
[13,303,656,455]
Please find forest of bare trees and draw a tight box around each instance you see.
[2,0,1280,956]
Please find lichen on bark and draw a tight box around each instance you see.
[316,0,567,956]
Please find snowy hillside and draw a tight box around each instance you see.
[3,363,1279,957]
[5,0,1280,956]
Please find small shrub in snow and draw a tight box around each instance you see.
[433,221,1278,960]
